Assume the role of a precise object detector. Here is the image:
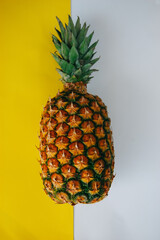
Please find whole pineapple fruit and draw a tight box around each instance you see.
[39,16,115,205]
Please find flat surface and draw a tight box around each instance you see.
[0,1,73,240]
[72,0,160,239]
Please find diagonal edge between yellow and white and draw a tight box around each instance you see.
[0,1,73,240]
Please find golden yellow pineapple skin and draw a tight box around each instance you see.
[39,83,115,205]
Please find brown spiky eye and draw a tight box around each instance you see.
[47,158,59,172]
[80,169,94,183]
[67,180,81,194]
[94,159,105,175]
[61,164,76,179]
[73,155,88,170]
[68,128,82,141]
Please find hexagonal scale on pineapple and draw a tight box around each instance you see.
[57,150,71,165]
[104,150,112,163]
[48,105,58,116]
[67,115,82,127]
[41,112,50,124]
[73,155,88,170]
[40,151,47,162]
[46,144,58,158]
[51,173,64,188]
[101,108,108,118]
[46,118,57,130]
[98,138,109,151]
[95,126,105,138]
[78,96,89,105]
[89,181,101,194]
[56,110,68,123]
[94,96,105,107]
[47,158,59,173]
[44,180,53,193]
[87,147,100,161]
[93,113,104,125]
[40,125,48,138]
[56,98,67,108]
[65,102,79,114]
[104,168,111,180]
[69,141,84,155]
[66,180,81,195]
[56,192,70,203]
[80,169,94,184]
[55,136,69,149]
[61,164,76,179]
[81,120,95,133]
[79,107,93,119]
[94,159,105,175]
[67,91,79,100]
[68,128,82,141]
[82,134,96,147]
[90,101,101,112]
[41,164,48,178]
[104,119,111,131]
[75,194,88,204]
[46,131,56,144]
[55,123,69,136]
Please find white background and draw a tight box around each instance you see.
[72,0,160,239]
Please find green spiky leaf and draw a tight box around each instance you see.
[79,31,94,55]
[75,60,81,68]
[69,45,79,64]
[51,53,61,64]
[52,35,61,53]
[66,26,72,46]
[75,17,81,35]
[90,52,97,60]
[90,57,100,65]
[88,40,99,51]
[81,74,90,82]
[82,63,92,72]
[52,35,61,45]
[85,76,93,83]
[77,23,89,44]
[83,40,99,60]
[86,69,98,74]
[74,68,82,76]
[62,61,75,75]
[61,42,70,60]
[56,17,65,41]
[86,31,94,47]
[71,33,78,47]
[51,53,75,74]
[64,25,69,45]
[68,15,76,37]
[81,69,98,79]
[66,75,77,83]
[52,16,99,84]
[55,28,62,40]
[56,69,70,81]
[79,38,88,55]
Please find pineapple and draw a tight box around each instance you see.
[39,15,115,205]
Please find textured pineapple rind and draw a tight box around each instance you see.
[39,89,115,205]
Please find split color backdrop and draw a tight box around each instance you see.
[0,1,73,240]
[1,1,160,240]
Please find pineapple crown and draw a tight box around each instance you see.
[51,15,99,84]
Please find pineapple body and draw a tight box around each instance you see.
[38,16,115,205]
[39,83,115,205]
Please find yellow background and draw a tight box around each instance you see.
[0,0,73,239]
